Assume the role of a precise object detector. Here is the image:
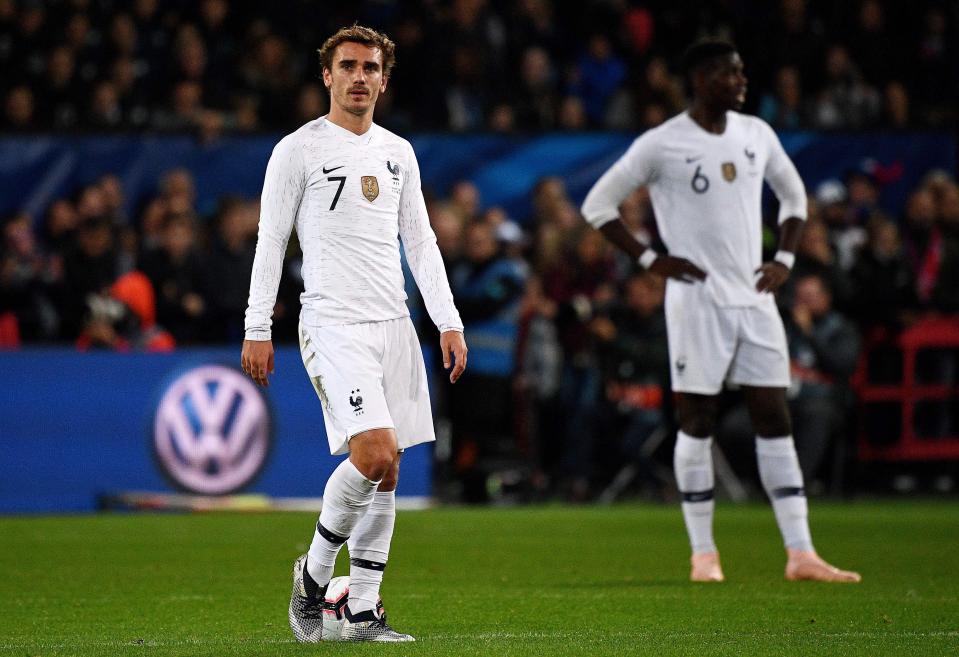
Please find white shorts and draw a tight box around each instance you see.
[664,282,790,395]
[298,317,435,455]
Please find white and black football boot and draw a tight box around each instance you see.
[288,554,331,642]
[340,605,415,642]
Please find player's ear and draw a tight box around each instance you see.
[322,67,332,90]
[380,75,388,93]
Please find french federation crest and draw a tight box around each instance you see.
[361,176,379,202]
[721,162,737,182]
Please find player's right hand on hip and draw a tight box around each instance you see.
[241,339,275,387]
[649,256,707,283]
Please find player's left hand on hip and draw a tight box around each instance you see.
[440,330,467,384]
[755,261,790,293]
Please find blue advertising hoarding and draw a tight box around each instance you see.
[0,347,433,513]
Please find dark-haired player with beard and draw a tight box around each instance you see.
[582,40,860,584]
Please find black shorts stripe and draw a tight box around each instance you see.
[772,486,805,499]
[350,557,387,572]
[316,521,348,545]
[681,489,714,503]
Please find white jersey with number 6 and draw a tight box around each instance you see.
[245,117,463,340]
[581,110,807,307]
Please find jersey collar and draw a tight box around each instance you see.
[322,116,377,145]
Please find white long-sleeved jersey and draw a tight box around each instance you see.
[581,111,807,307]
[244,117,463,340]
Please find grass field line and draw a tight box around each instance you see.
[428,630,959,640]
[3,629,957,649]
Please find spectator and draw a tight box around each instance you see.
[76,271,175,352]
[784,274,861,482]
[542,226,617,499]
[140,213,208,343]
[59,215,122,339]
[589,272,670,496]
[759,66,805,129]
[203,198,255,342]
[814,179,865,271]
[568,34,626,127]
[444,45,488,131]
[913,7,958,126]
[4,85,36,131]
[87,80,124,129]
[848,216,917,331]
[557,95,587,130]
[1,213,58,340]
[883,81,910,128]
[40,45,82,129]
[293,83,327,126]
[901,184,959,311]
[810,45,880,129]
[448,180,481,223]
[43,200,79,257]
[512,46,558,130]
[430,202,466,265]
[514,274,562,493]
[784,218,853,312]
[448,220,528,501]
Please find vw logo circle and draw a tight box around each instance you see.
[153,364,271,495]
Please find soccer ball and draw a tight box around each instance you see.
[321,576,386,640]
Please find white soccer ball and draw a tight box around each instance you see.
[322,576,387,640]
[321,576,351,640]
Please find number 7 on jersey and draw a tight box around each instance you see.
[328,176,346,210]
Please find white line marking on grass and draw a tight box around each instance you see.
[0,637,298,650]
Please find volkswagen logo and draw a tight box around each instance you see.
[153,364,271,495]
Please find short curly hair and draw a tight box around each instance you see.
[317,24,396,78]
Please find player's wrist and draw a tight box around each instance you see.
[773,250,795,270]
[637,249,659,270]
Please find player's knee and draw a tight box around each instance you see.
[360,449,394,482]
[680,414,716,438]
[378,466,399,492]
[752,408,792,438]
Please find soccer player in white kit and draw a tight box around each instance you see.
[581,40,860,584]
[241,25,468,641]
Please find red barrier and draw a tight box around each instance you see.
[0,312,19,348]
[854,317,959,461]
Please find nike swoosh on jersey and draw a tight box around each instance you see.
[685,155,703,163]
[322,165,344,174]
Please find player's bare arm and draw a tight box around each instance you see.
[440,330,467,383]
[241,338,274,387]
[755,216,803,293]
[598,220,707,283]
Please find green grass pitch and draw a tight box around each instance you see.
[1,502,957,656]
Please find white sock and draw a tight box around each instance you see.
[347,490,396,614]
[674,431,717,554]
[306,459,380,587]
[756,436,814,552]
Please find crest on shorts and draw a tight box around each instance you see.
[349,389,364,415]
[361,176,379,202]
[721,162,737,182]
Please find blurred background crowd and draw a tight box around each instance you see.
[2,0,959,501]
[1,0,957,135]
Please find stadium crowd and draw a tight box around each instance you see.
[3,161,959,498]
[2,0,959,499]
[1,0,957,135]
